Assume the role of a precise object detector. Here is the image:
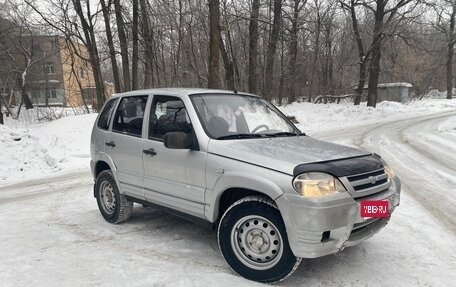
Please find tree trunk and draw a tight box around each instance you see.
[346,0,368,105]
[0,96,3,124]
[16,65,34,118]
[367,0,385,108]
[447,0,456,100]
[140,0,154,88]
[264,0,282,101]
[100,0,121,93]
[278,35,284,105]
[220,34,235,90]
[248,0,260,94]
[287,0,300,104]
[355,59,368,104]
[72,0,105,110]
[113,0,131,91]
[324,22,334,94]
[448,44,454,100]
[208,0,221,89]
[132,0,139,90]
[308,15,321,102]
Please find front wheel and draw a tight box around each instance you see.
[217,196,301,283]
[95,170,133,224]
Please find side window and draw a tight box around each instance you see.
[97,98,118,130]
[149,95,192,140]
[112,96,148,137]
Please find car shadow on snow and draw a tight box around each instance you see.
[124,204,225,264]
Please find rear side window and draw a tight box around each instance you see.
[112,96,148,137]
[97,98,118,130]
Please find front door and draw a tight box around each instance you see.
[143,95,206,218]
[106,95,149,199]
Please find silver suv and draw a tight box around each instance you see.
[90,88,400,283]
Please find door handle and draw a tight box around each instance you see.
[105,141,116,148]
[143,148,157,156]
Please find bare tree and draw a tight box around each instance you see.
[0,4,48,117]
[139,0,154,88]
[113,0,131,91]
[340,0,371,105]
[71,0,105,109]
[100,0,121,93]
[208,0,221,88]
[132,0,139,90]
[10,0,448,110]
[264,0,283,101]
[287,0,306,104]
[434,0,456,99]
[248,0,260,94]
[366,0,416,107]
[339,0,418,107]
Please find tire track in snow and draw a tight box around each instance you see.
[316,111,456,234]
[1,172,230,274]
[0,171,92,205]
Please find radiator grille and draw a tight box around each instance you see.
[346,168,390,196]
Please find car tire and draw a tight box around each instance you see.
[95,170,133,224]
[217,196,301,283]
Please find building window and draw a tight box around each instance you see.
[80,68,87,78]
[31,90,40,99]
[82,87,96,101]
[0,81,10,96]
[48,88,57,99]
[51,40,56,51]
[44,63,55,75]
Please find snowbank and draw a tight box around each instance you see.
[280,98,456,134]
[0,114,97,185]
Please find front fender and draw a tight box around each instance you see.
[205,171,285,222]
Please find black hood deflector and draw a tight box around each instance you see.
[293,154,383,177]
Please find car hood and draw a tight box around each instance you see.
[208,136,371,175]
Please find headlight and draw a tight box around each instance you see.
[292,172,347,197]
[382,159,395,179]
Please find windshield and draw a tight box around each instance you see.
[191,94,301,139]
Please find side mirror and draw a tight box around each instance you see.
[163,132,193,149]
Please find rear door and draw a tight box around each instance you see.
[142,95,207,217]
[92,98,119,156]
[105,95,149,199]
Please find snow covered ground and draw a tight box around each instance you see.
[1,97,456,286]
[0,113,97,185]
[280,98,456,134]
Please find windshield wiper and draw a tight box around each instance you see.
[264,132,303,137]
[216,133,265,140]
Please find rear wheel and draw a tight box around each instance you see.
[95,170,133,224]
[217,196,301,283]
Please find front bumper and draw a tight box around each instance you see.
[275,176,401,258]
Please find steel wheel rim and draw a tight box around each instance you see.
[100,181,116,215]
[230,215,283,270]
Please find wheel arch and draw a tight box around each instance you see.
[207,172,284,223]
[94,161,111,178]
[217,188,274,222]
[92,153,118,197]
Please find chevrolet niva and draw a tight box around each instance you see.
[90,88,400,283]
